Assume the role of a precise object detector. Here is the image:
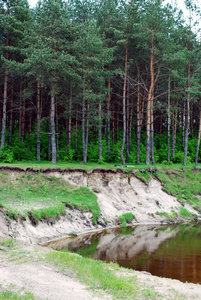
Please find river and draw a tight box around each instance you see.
[44,223,201,284]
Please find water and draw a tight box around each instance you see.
[44,223,201,284]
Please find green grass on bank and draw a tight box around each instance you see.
[155,169,201,212]
[0,172,99,224]
[1,160,201,171]
[0,162,201,223]
[46,250,160,299]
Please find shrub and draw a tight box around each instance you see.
[118,213,136,227]
[0,148,14,163]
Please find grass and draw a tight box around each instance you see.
[46,250,160,299]
[155,168,201,212]
[156,210,178,220]
[118,213,136,227]
[1,160,201,171]
[1,162,201,224]
[0,290,35,300]
[0,172,99,224]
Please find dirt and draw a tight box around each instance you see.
[0,168,201,299]
[0,243,111,300]
[1,242,201,300]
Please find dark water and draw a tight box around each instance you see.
[44,223,201,284]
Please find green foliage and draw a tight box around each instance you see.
[118,213,136,227]
[0,148,14,163]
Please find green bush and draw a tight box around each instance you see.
[118,213,136,227]
[0,148,14,163]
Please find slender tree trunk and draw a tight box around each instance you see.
[37,80,41,162]
[183,57,190,166]
[9,77,14,145]
[146,39,154,165]
[116,101,119,142]
[195,98,201,166]
[29,108,32,138]
[21,88,26,142]
[66,119,69,150]
[120,30,128,166]
[56,97,59,155]
[172,100,178,158]
[182,101,186,146]
[107,76,111,157]
[48,117,51,161]
[150,102,155,165]
[68,84,72,149]
[82,97,89,164]
[112,101,115,145]
[190,103,194,138]
[126,86,129,163]
[19,78,23,141]
[167,69,171,165]
[75,104,78,158]
[98,102,102,159]
[129,84,133,160]
[51,82,57,164]
[137,56,141,164]
[1,34,9,149]
[82,97,86,164]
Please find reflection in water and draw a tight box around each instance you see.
[44,223,201,284]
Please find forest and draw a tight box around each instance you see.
[0,0,201,166]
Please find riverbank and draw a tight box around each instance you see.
[0,166,201,299]
[1,238,201,300]
[0,167,200,243]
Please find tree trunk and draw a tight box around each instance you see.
[150,101,155,165]
[167,69,171,165]
[107,76,111,157]
[82,97,89,164]
[37,80,41,162]
[146,49,154,165]
[48,117,51,161]
[126,86,129,163]
[75,104,78,158]
[182,101,185,146]
[195,98,201,166]
[183,57,190,166]
[98,102,102,159]
[137,56,141,164]
[9,77,14,146]
[56,97,59,155]
[172,100,178,158]
[82,97,86,164]
[51,82,57,164]
[1,34,9,149]
[68,84,72,149]
[21,88,26,142]
[120,31,128,166]
[112,100,115,145]
[129,84,133,161]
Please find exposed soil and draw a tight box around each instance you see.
[1,242,201,300]
[0,167,201,299]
